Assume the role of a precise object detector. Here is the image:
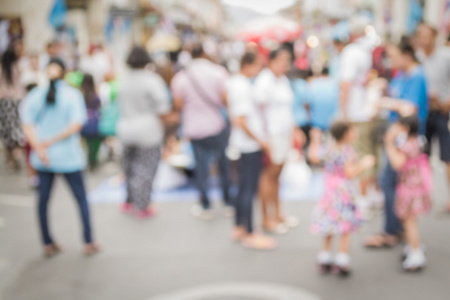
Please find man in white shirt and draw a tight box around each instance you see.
[416,23,450,213]
[228,52,276,250]
[339,16,377,211]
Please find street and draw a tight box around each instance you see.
[1,159,449,300]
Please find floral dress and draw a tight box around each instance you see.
[395,138,432,219]
[311,144,363,235]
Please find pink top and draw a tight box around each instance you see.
[0,64,25,100]
[171,58,228,140]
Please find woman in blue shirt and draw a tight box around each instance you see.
[21,59,99,257]
[365,40,429,252]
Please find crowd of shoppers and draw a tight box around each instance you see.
[0,18,449,275]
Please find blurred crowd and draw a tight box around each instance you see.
[1,14,450,275]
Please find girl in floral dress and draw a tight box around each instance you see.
[308,121,375,276]
[385,116,432,272]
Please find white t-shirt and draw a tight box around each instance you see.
[253,68,295,136]
[227,74,265,153]
[339,37,374,122]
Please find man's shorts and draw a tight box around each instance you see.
[352,121,384,179]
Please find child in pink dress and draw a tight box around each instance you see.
[385,116,432,271]
[309,121,375,276]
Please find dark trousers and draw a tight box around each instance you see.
[235,151,263,233]
[37,171,92,245]
[425,110,450,162]
[380,159,403,235]
[191,129,231,209]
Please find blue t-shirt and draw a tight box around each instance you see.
[292,78,310,127]
[388,66,429,134]
[307,77,339,130]
[21,81,87,173]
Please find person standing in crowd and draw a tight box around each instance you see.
[117,47,176,219]
[415,23,450,213]
[254,47,300,234]
[39,41,60,71]
[0,42,25,171]
[228,51,277,250]
[339,16,378,217]
[307,67,339,132]
[21,58,99,256]
[309,122,375,276]
[292,69,311,147]
[171,43,232,220]
[365,40,429,248]
[384,116,432,271]
[80,73,103,170]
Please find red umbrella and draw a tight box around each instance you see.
[236,16,302,44]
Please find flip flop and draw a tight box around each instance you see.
[84,244,101,256]
[263,223,289,235]
[364,234,398,249]
[242,235,278,251]
[44,244,63,258]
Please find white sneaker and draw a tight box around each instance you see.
[403,249,426,271]
[222,206,235,218]
[191,204,214,221]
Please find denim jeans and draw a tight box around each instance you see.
[380,159,403,235]
[37,171,93,245]
[191,129,231,209]
[235,151,263,233]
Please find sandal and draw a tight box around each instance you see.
[84,244,101,256]
[44,244,63,258]
[242,234,277,251]
[364,233,399,248]
[263,221,289,235]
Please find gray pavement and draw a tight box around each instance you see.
[1,160,450,300]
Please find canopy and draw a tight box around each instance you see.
[236,16,302,44]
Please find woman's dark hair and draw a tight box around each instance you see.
[46,58,66,105]
[240,51,258,67]
[126,46,151,69]
[191,43,205,59]
[330,120,352,142]
[1,45,18,85]
[269,47,291,61]
[398,116,419,137]
[398,37,418,62]
[81,73,97,106]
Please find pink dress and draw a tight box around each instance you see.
[395,138,432,219]
[311,145,363,235]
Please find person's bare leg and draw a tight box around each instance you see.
[323,234,333,252]
[269,164,284,223]
[403,216,420,249]
[339,234,351,254]
[259,170,272,228]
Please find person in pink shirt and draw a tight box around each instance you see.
[171,44,232,220]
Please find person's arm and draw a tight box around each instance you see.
[344,155,376,178]
[235,115,269,153]
[378,97,417,116]
[307,128,322,164]
[339,81,351,120]
[384,123,407,170]
[22,124,49,165]
[41,123,83,147]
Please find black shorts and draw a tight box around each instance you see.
[425,111,450,162]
